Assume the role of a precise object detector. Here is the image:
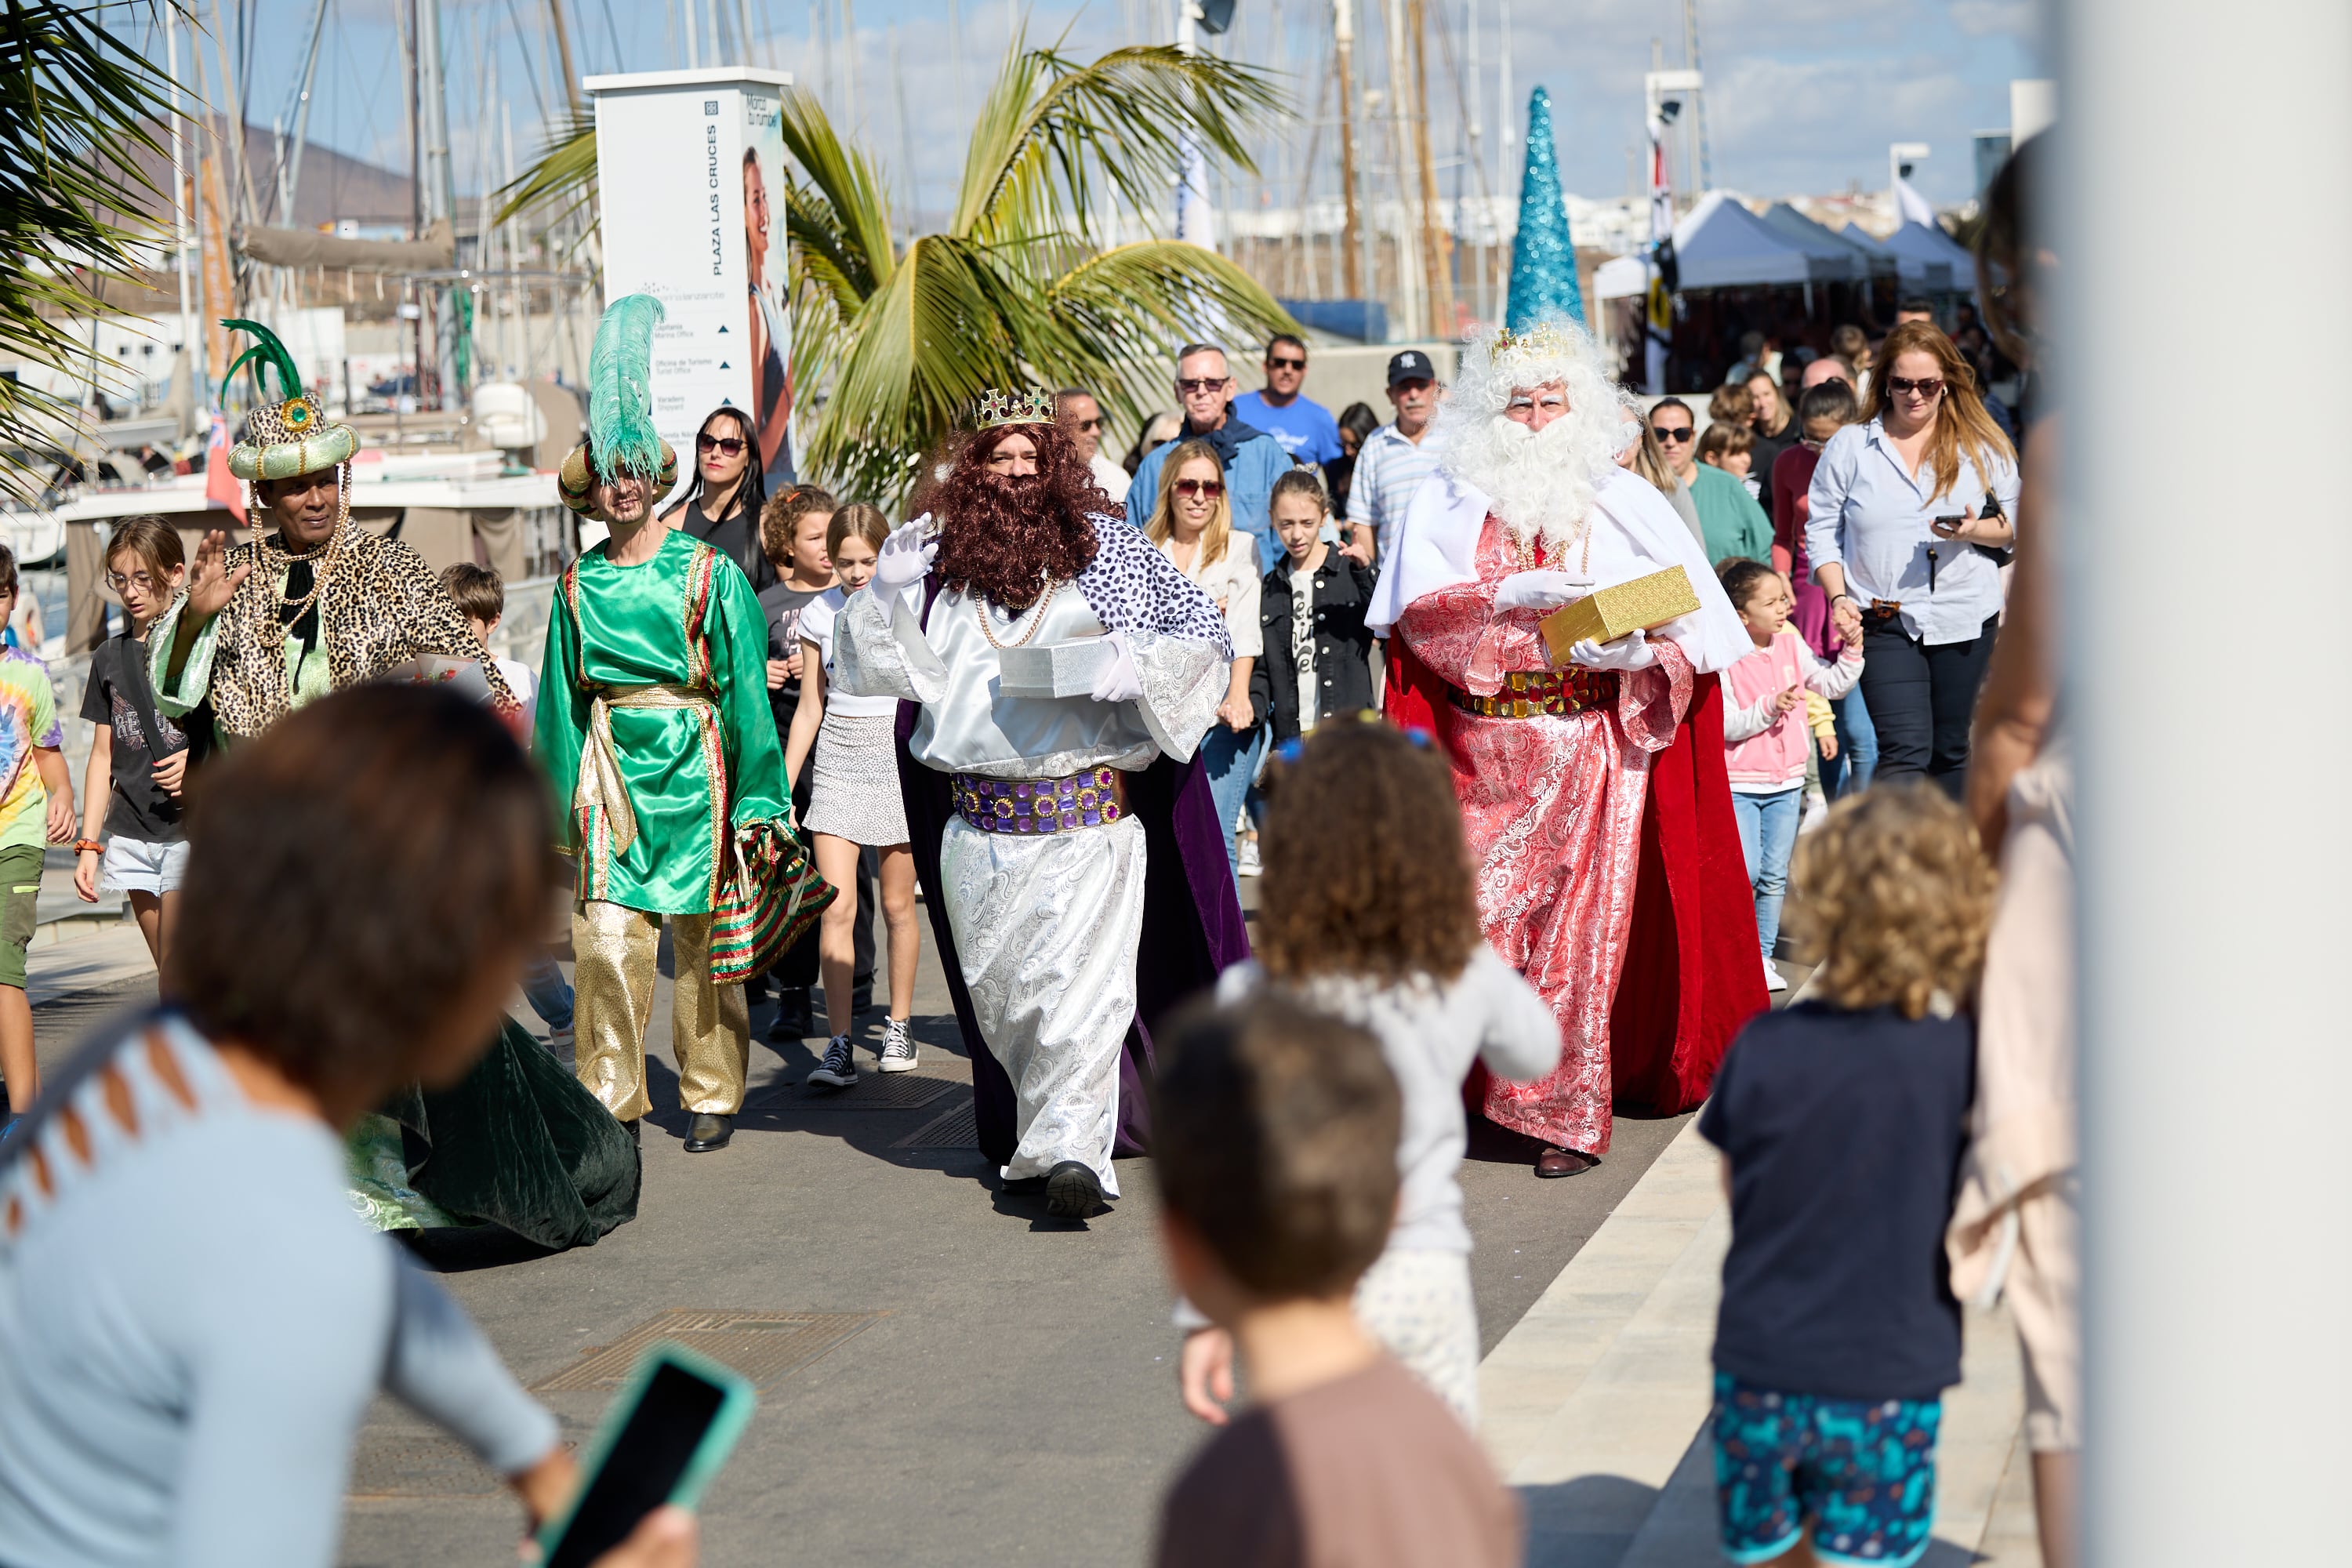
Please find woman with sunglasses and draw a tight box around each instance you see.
[1145,440,1263,884]
[1805,320,2019,794]
[660,407,776,591]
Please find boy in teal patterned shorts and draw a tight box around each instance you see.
[0,545,75,1129]
[1699,786,1994,1566]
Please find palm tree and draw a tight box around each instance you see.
[0,2,183,498]
[506,38,1299,503]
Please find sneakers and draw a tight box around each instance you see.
[1763,953,1788,992]
[1045,1160,1105,1218]
[547,1024,575,1062]
[808,1034,859,1089]
[877,1018,918,1073]
[1236,834,1262,877]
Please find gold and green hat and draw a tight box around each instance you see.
[220,318,358,481]
[559,293,679,516]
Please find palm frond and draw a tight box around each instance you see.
[953,42,1284,245]
[1037,241,1298,427]
[0,2,186,499]
[493,106,597,230]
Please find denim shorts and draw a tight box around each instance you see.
[100,835,189,897]
[1711,1374,1941,1566]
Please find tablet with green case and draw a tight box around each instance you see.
[535,1341,758,1568]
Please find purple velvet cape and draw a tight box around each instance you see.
[893,575,1251,1164]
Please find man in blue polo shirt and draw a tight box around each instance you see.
[1127,341,1293,559]
[1232,334,1344,474]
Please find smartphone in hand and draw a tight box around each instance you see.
[1930,514,1966,538]
[535,1344,756,1568]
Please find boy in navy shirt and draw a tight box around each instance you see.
[1699,783,1995,1567]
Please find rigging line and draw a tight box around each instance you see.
[502,0,553,131]
[1428,0,1492,208]
[1290,50,1330,215]
[599,0,626,75]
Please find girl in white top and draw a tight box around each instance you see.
[785,504,922,1087]
[1178,720,1561,1425]
[1144,439,1263,880]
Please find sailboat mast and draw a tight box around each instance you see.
[1334,0,1363,297]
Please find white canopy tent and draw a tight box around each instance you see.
[1595,191,1863,300]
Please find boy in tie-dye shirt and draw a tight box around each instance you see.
[0,546,74,1129]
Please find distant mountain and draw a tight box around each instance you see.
[123,119,470,234]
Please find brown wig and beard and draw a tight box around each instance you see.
[930,422,1120,610]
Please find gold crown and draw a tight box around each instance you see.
[1489,321,1574,358]
[977,387,1056,428]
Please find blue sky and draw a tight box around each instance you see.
[142,0,2047,217]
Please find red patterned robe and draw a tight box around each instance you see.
[1392,514,1765,1154]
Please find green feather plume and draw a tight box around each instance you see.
[587,293,666,481]
[218,317,303,407]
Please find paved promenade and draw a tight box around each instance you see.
[25,910,2038,1567]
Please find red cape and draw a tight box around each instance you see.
[1384,641,1766,1116]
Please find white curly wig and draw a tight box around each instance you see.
[1435,318,1637,555]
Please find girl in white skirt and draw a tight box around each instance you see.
[1178,719,1563,1425]
[784,503,920,1088]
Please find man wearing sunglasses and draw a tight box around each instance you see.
[1651,397,1771,568]
[1052,387,1132,506]
[1232,333,1345,476]
[1126,342,1292,563]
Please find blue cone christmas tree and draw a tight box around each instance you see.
[1505,86,1585,330]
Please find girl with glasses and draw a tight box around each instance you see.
[1805,321,2019,794]
[1146,440,1263,884]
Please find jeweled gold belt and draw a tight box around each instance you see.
[1447,668,1618,720]
[953,767,1127,836]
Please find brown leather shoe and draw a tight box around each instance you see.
[1535,1145,1599,1178]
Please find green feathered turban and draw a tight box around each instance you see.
[559,293,679,516]
[221,318,358,481]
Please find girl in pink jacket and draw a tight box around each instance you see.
[1719,558,1864,989]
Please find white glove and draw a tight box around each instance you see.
[1090,630,1144,703]
[1568,629,1659,672]
[873,520,938,595]
[1494,570,1588,615]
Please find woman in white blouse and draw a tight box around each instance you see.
[1145,440,1262,880]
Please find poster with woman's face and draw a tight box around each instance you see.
[741,99,794,488]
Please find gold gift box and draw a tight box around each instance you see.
[1540,565,1700,664]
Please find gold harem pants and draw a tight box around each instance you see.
[572,899,750,1121]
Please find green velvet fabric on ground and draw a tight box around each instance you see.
[367,1018,641,1250]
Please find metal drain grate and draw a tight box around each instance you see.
[768,1073,959,1111]
[893,1100,978,1149]
[348,1429,505,1498]
[535,1308,884,1392]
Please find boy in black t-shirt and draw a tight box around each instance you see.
[72,517,189,970]
[1698,783,1994,1568]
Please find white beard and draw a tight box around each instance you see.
[1440,409,1618,560]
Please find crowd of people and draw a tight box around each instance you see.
[0,136,2074,1568]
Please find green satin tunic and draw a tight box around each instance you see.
[535,528,789,915]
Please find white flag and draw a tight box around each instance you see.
[1895,176,1937,228]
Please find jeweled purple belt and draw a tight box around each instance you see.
[953,767,1128,835]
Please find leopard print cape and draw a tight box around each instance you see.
[198,525,519,739]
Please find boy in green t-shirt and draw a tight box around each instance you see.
[0,546,75,1127]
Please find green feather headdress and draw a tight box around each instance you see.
[220,316,356,482]
[587,293,666,482]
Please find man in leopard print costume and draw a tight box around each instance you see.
[151,379,514,744]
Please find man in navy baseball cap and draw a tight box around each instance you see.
[1346,350,1447,563]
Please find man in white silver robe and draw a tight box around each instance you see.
[832,394,1237,1218]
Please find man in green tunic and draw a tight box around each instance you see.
[537,295,792,1152]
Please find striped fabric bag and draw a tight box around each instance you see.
[709,817,834,985]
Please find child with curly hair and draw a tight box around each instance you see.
[1178,719,1559,1425]
[1700,783,1994,1568]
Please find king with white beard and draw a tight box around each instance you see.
[1367,321,1765,1178]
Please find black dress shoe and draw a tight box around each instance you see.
[767,986,815,1042]
[1044,1160,1104,1218]
[1534,1145,1599,1178]
[684,1113,735,1152]
[622,1119,641,1145]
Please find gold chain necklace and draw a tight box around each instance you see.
[1511,517,1594,579]
[260,531,339,617]
[973,578,1062,650]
